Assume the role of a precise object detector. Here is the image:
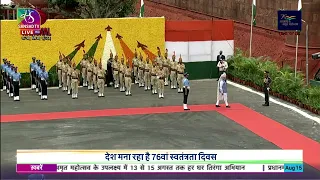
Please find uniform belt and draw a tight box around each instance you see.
[13,80,19,82]
[125,75,131,77]
[98,77,104,79]
[72,77,78,79]
[58,69,62,70]
[88,70,92,72]
[113,68,118,71]
[163,65,168,67]
[145,70,149,72]
[159,77,164,80]
[41,78,45,80]
[134,65,138,67]
[178,72,184,74]
[151,74,157,76]
[139,68,144,70]
[171,69,176,71]
[119,71,124,73]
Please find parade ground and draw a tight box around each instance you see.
[1,79,320,179]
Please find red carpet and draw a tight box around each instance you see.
[217,104,320,171]
[1,103,319,170]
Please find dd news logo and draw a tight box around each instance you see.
[17,8,51,41]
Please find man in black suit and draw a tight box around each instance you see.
[217,51,225,63]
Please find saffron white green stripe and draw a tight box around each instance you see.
[139,0,145,17]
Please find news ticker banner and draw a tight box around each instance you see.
[16,150,303,174]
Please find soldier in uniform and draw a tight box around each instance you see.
[157,64,165,98]
[112,55,120,89]
[7,64,13,97]
[40,66,48,100]
[61,58,68,92]
[155,47,163,65]
[132,49,139,84]
[170,52,178,89]
[12,66,21,101]
[37,62,44,96]
[124,59,133,96]
[177,55,186,93]
[56,54,63,88]
[67,59,73,95]
[35,60,41,93]
[1,58,8,91]
[97,60,106,97]
[93,59,99,94]
[151,61,159,94]
[182,72,190,110]
[163,49,170,86]
[86,57,95,90]
[106,51,113,87]
[144,55,151,91]
[71,62,80,99]
[80,53,88,87]
[138,53,145,87]
[119,56,126,92]
[30,57,37,89]
[263,71,272,106]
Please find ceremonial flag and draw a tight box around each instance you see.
[165,20,234,79]
[298,0,302,11]
[139,0,145,17]
[252,0,256,26]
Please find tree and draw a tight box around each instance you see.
[47,0,137,19]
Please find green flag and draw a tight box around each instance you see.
[139,0,144,17]
[252,0,256,26]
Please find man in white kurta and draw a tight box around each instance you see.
[216,73,230,108]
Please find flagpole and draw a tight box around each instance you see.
[294,34,299,78]
[249,0,254,58]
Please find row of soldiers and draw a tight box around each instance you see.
[56,54,106,98]
[1,58,21,101]
[30,57,49,100]
[56,48,186,99]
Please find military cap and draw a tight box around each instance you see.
[32,57,36,60]
[264,71,269,74]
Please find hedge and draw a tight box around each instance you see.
[227,49,320,113]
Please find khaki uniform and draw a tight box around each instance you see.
[97,67,106,97]
[138,60,145,87]
[144,62,151,90]
[155,56,163,66]
[119,62,125,92]
[157,67,165,98]
[151,65,159,94]
[86,62,94,90]
[132,57,139,84]
[93,65,98,93]
[177,63,185,92]
[170,61,178,89]
[163,58,170,85]
[124,66,132,95]
[56,61,63,87]
[62,63,68,91]
[71,69,80,99]
[67,64,73,94]
[80,59,87,86]
[112,60,119,88]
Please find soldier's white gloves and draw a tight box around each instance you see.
[157,76,159,79]
[267,87,270,91]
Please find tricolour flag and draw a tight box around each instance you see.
[252,0,256,26]
[139,0,145,18]
[165,20,234,79]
